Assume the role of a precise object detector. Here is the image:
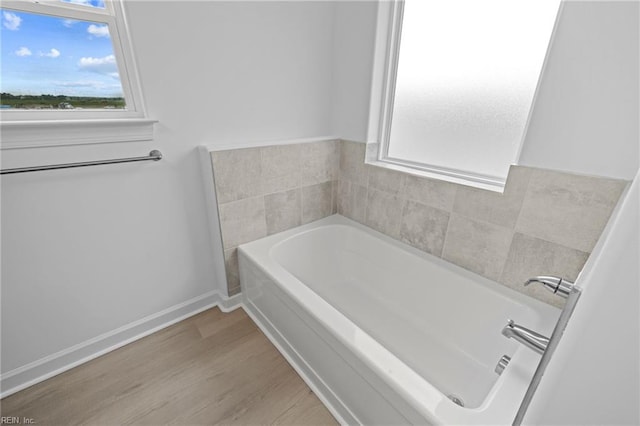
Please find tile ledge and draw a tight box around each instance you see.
[365,158,506,193]
[202,136,339,152]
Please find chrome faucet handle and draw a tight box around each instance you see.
[524,276,574,299]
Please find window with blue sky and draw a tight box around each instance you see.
[1,3,126,109]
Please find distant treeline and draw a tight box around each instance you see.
[0,93,125,109]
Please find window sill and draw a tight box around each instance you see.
[366,155,507,193]
[0,118,157,150]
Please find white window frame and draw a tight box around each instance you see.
[1,0,155,149]
[367,1,559,192]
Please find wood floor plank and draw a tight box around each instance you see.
[194,307,248,339]
[272,388,338,426]
[1,307,338,426]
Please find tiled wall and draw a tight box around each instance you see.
[210,139,626,306]
[338,140,627,307]
[210,140,339,295]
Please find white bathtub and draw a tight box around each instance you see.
[239,215,560,425]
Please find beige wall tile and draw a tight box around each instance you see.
[337,179,348,216]
[211,148,262,204]
[211,140,623,306]
[452,166,532,229]
[404,174,458,212]
[351,183,368,224]
[224,248,240,295]
[399,200,450,256]
[331,180,338,214]
[261,144,301,194]
[442,214,513,281]
[339,140,368,186]
[516,169,627,252]
[365,142,379,163]
[219,196,266,250]
[228,285,241,297]
[301,140,339,186]
[500,233,590,308]
[365,189,404,239]
[264,189,301,235]
[302,182,333,224]
[337,180,367,224]
[367,165,406,195]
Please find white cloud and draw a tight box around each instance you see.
[87,24,110,38]
[15,47,32,57]
[62,0,105,7]
[63,19,77,28]
[78,55,118,76]
[3,11,21,30]
[41,48,61,58]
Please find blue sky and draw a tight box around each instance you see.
[1,5,125,97]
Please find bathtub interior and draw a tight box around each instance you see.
[270,223,554,409]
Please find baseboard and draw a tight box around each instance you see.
[0,290,239,398]
[218,292,243,312]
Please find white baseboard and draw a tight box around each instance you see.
[218,293,243,312]
[1,290,241,398]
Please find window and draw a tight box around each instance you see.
[1,0,153,149]
[369,0,561,191]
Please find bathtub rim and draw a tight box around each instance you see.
[238,214,561,425]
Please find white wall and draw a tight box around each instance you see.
[1,0,335,380]
[518,0,640,180]
[133,1,335,148]
[330,1,378,141]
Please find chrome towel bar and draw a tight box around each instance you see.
[0,150,163,175]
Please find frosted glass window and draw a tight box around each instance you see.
[386,0,560,182]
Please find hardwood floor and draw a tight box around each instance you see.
[0,308,338,425]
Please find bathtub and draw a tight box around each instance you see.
[238,215,560,425]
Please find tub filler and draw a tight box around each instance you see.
[238,215,560,425]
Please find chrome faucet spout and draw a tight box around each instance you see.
[501,319,550,355]
[524,276,575,299]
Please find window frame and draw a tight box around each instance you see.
[1,0,155,149]
[367,0,558,192]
